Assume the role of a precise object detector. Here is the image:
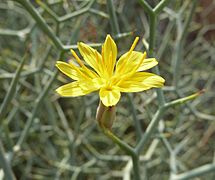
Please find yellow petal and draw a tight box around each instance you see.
[56,60,97,82]
[102,35,117,75]
[78,42,102,75]
[116,51,146,74]
[138,58,158,71]
[56,61,81,80]
[80,66,99,79]
[99,87,121,107]
[118,72,165,92]
[56,81,98,97]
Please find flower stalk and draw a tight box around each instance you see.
[101,125,141,180]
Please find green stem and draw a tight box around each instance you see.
[59,0,96,22]
[14,70,59,151]
[36,0,59,22]
[153,0,171,14]
[107,0,120,35]
[14,0,64,50]
[0,53,27,123]
[14,51,65,152]
[139,0,171,107]
[164,90,204,109]
[148,13,166,106]
[132,155,141,180]
[127,94,142,142]
[136,0,171,174]
[173,0,198,87]
[135,90,203,155]
[171,163,215,180]
[0,140,16,180]
[102,128,134,155]
[102,127,141,180]
[89,8,109,19]
[180,0,198,41]
[148,14,156,57]
[138,0,153,16]
[135,107,166,154]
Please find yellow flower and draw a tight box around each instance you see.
[56,35,165,107]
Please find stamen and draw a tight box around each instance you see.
[117,37,139,73]
[115,73,131,86]
[70,49,84,67]
[129,37,139,52]
[67,58,91,80]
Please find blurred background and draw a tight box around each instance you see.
[0,0,215,179]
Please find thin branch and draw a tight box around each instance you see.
[107,0,120,35]
[153,0,171,14]
[135,107,166,154]
[14,0,64,50]
[0,52,27,122]
[171,163,215,180]
[0,140,16,180]
[138,0,153,16]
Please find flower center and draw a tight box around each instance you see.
[105,87,112,91]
